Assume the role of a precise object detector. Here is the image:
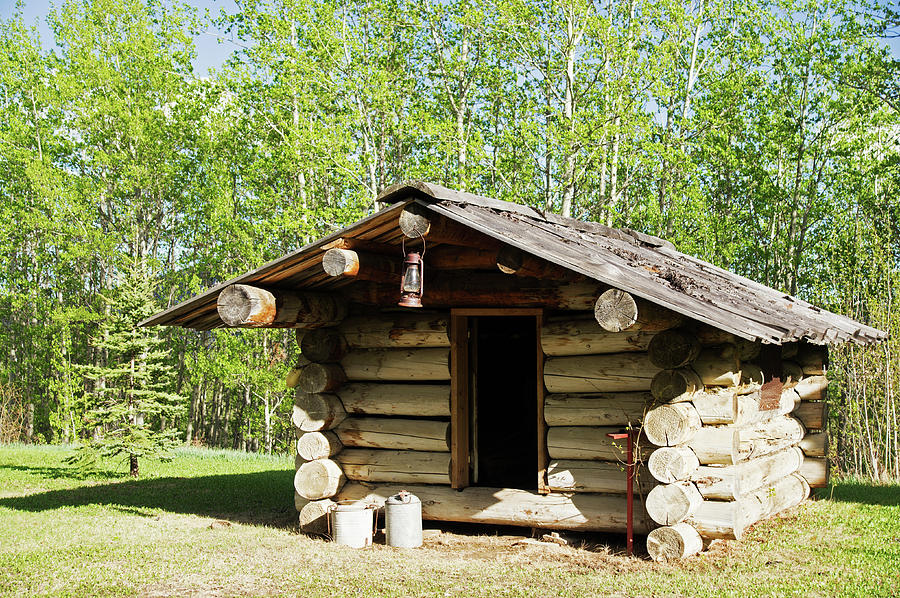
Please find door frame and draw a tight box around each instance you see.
[449,308,549,493]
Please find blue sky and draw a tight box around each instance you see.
[0,0,242,75]
[1,0,898,76]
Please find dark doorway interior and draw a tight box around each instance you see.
[471,316,537,490]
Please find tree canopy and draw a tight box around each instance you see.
[0,0,897,477]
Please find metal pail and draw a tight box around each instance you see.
[384,491,423,548]
[329,501,376,548]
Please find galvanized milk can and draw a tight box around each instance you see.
[384,491,423,548]
[329,501,376,548]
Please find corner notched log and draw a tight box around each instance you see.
[297,431,343,461]
[646,480,704,525]
[740,363,765,385]
[798,456,828,488]
[799,431,827,457]
[292,392,347,432]
[796,345,827,375]
[321,248,397,283]
[793,376,827,401]
[296,363,347,394]
[650,368,703,402]
[647,523,703,562]
[217,284,346,328]
[593,291,684,333]
[336,482,652,533]
[647,446,701,483]
[686,473,809,540]
[593,289,638,332]
[299,499,335,534]
[685,416,805,465]
[298,328,348,363]
[690,386,793,427]
[792,400,827,430]
[294,459,346,500]
[294,490,308,514]
[643,403,702,446]
[647,329,701,369]
[690,446,804,500]
[691,345,741,386]
[495,245,570,279]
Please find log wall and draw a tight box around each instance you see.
[292,310,453,509]
[287,289,827,557]
[294,301,674,535]
[539,310,680,502]
[641,329,828,561]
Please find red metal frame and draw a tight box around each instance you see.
[607,430,634,556]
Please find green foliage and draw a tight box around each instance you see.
[69,261,184,475]
[0,0,897,474]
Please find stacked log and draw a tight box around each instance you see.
[785,345,829,488]
[540,301,684,499]
[643,331,827,561]
[294,311,452,533]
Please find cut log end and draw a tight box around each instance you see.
[593,289,639,332]
[217,284,275,327]
[495,245,523,274]
[651,368,702,402]
[399,204,432,238]
[297,431,344,461]
[648,329,701,369]
[292,392,347,432]
[295,458,346,500]
[646,481,703,525]
[322,248,360,277]
[300,328,348,363]
[648,447,701,483]
[297,363,347,393]
[643,403,702,447]
[647,523,703,562]
[299,499,335,535]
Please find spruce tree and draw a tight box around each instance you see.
[74,261,183,477]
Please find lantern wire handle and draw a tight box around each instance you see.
[401,235,426,257]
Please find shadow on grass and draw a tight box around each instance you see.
[0,463,129,481]
[815,480,900,507]
[0,465,297,528]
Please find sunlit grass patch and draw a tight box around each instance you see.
[0,444,897,597]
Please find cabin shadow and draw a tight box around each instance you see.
[817,481,900,507]
[0,465,297,528]
[422,520,646,557]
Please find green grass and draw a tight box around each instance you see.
[1,444,898,597]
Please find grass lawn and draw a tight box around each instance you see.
[0,444,897,597]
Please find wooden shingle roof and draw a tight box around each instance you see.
[143,180,886,345]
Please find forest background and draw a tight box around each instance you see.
[0,0,898,479]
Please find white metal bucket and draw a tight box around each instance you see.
[385,492,423,548]
[329,501,376,548]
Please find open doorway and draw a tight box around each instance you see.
[470,316,538,490]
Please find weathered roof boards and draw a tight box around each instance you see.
[144,181,884,561]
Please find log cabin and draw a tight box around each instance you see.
[142,180,886,561]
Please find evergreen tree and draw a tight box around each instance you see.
[73,261,184,477]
